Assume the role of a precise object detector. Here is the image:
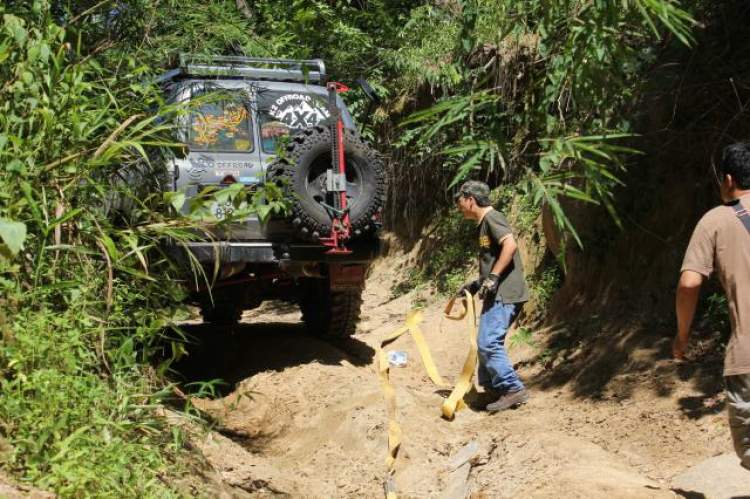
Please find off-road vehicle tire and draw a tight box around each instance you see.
[199,305,243,325]
[268,126,386,242]
[297,278,363,339]
[99,157,169,226]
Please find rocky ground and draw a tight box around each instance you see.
[167,251,747,498]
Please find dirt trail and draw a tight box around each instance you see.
[177,254,736,498]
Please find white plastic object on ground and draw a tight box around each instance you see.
[386,350,408,368]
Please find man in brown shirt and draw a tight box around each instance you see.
[674,142,750,470]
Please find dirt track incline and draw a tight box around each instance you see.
[175,257,738,498]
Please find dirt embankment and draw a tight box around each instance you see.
[167,243,736,499]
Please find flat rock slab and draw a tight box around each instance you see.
[672,453,750,499]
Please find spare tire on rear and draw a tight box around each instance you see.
[268,126,386,241]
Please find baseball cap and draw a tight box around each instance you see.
[454,180,491,201]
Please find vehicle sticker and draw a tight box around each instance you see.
[268,93,330,129]
[190,155,214,168]
[215,170,240,177]
[188,167,206,180]
[192,105,248,147]
[239,176,260,184]
[216,162,253,169]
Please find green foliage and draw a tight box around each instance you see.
[389,5,462,89]
[0,2,227,495]
[169,177,291,226]
[0,307,184,496]
[396,0,694,250]
[494,185,539,236]
[0,218,26,256]
[391,211,475,298]
[0,0,301,491]
[509,327,539,350]
[702,291,730,333]
[390,267,423,298]
[529,264,562,313]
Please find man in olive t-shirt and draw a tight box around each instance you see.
[455,181,531,412]
[674,143,750,470]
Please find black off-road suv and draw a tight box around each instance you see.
[158,55,386,338]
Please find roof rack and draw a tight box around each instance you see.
[157,54,327,84]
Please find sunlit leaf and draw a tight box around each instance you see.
[0,218,27,255]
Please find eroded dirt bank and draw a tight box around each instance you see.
[174,253,735,498]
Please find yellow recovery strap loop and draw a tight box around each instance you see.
[377,291,478,497]
[440,292,478,420]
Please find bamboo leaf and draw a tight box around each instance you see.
[47,207,83,231]
[0,218,27,255]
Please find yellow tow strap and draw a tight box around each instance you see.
[440,292,478,420]
[377,291,478,498]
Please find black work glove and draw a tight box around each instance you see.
[457,279,482,297]
[477,273,500,300]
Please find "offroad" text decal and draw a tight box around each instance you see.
[268,94,330,129]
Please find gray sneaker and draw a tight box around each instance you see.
[486,388,531,412]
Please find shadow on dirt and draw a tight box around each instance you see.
[677,393,725,420]
[672,490,706,499]
[531,316,724,406]
[673,492,750,499]
[169,321,375,397]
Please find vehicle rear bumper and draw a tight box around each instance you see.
[167,240,381,264]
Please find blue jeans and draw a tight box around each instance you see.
[477,298,524,394]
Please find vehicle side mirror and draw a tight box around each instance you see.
[356,77,380,134]
[357,77,380,104]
